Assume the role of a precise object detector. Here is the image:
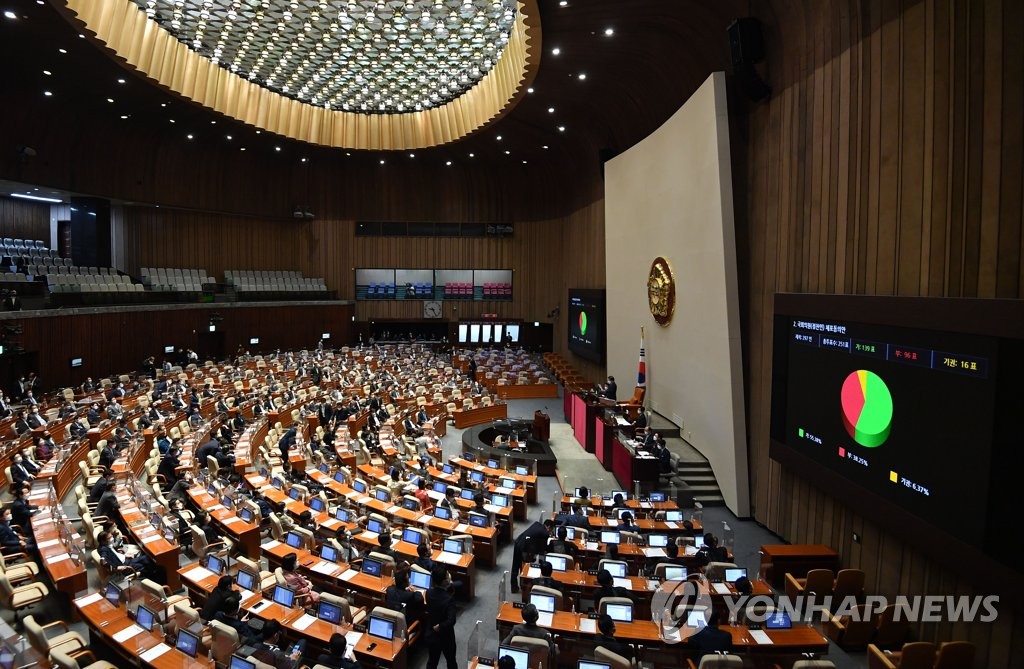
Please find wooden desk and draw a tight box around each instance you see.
[495,383,559,400]
[611,436,661,492]
[559,495,680,514]
[259,540,394,611]
[453,403,508,429]
[185,484,261,558]
[30,505,89,599]
[114,492,182,591]
[449,456,538,504]
[351,532,476,599]
[759,544,840,589]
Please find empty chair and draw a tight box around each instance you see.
[867,642,937,669]
[824,604,875,650]
[50,649,118,669]
[933,641,975,669]
[23,615,87,657]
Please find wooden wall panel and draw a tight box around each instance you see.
[741,0,1023,665]
[0,197,50,242]
[3,303,353,391]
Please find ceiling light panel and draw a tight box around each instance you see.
[132,0,518,114]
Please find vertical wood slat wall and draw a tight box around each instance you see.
[743,0,1023,665]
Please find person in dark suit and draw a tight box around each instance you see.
[9,486,38,530]
[13,411,30,436]
[0,391,12,418]
[315,633,360,669]
[98,530,155,577]
[414,542,435,572]
[425,564,458,669]
[695,533,729,566]
[534,560,562,593]
[501,604,557,658]
[26,407,46,430]
[403,416,422,438]
[87,403,102,425]
[548,525,579,560]
[385,569,426,623]
[601,376,618,401]
[88,471,116,505]
[687,611,732,656]
[278,426,297,462]
[95,486,121,520]
[196,437,221,467]
[594,569,633,611]
[98,440,117,471]
[3,290,22,311]
[9,454,34,485]
[511,519,554,593]
[252,621,301,669]
[467,358,477,382]
[69,419,88,440]
[201,575,241,622]
[595,614,636,661]
[0,506,33,554]
[108,383,126,400]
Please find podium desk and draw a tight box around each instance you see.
[759,544,840,589]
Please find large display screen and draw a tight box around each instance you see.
[770,295,1023,578]
[568,289,606,363]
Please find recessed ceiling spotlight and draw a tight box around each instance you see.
[409,153,415,158]
[106,98,114,103]
[522,160,527,164]
[187,134,194,140]
[527,87,534,94]
[578,73,587,80]
[160,103,166,107]
[78,33,84,39]
[557,126,565,132]
[542,145,549,149]
[117,78,125,84]
[274,146,281,152]
[496,135,502,141]
[210,120,216,124]
[604,27,615,36]
[446,161,452,166]
[120,115,129,119]
[379,159,385,165]
[42,70,51,76]
[240,147,246,151]
[504,150,510,155]
[43,91,52,97]
[255,130,261,134]
[169,119,175,123]
[226,135,232,140]
[551,47,561,56]
[559,0,567,6]
[301,157,307,162]
[4,10,17,19]
[469,153,475,158]
[58,48,67,54]
[547,107,555,113]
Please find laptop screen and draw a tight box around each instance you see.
[600,531,620,545]
[725,568,747,582]
[434,506,451,520]
[604,561,627,578]
[530,592,555,613]
[499,647,530,669]
[442,464,454,474]
[135,605,156,632]
[285,532,303,548]
[442,538,463,555]
[309,497,325,512]
[460,489,475,500]
[500,478,516,489]
[352,480,367,493]
[693,535,706,548]
[487,459,499,469]
[104,582,121,607]
[367,616,395,640]
[239,508,254,523]
[288,488,301,501]
[765,612,793,629]
[409,570,431,590]
[402,528,421,545]
[490,494,509,508]
[362,559,383,577]
[470,471,484,483]
[175,630,200,658]
[236,569,257,591]
[230,655,256,669]
[272,586,295,608]
[206,555,224,573]
[320,545,338,562]
[546,555,567,572]
[605,603,633,623]
[686,610,707,628]
[318,601,343,625]
[663,566,688,581]
[649,491,666,502]
[432,482,448,493]
[335,508,350,522]
[664,510,683,522]
[375,489,390,502]
[367,519,385,534]
[469,512,488,528]
[515,466,529,475]
[647,534,669,547]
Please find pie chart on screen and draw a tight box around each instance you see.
[579,311,588,336]
[841,370,893,448]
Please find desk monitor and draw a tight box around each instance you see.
[374,489,390,502]
[230,655,257,669]
[207,484,218,496]
[272,585,296,608]
[319,464,329,474]
[367,615,395,641]
[615,508,633,520]
[164,345,175,354]
[664,510,683,522]
[530,592,556,613]
[320,544,338,562]
[334,472,346,484]
[600,531,621,545]
[611,490,629,500]
[409,570,431,590]
[271,477,284,490]
[765,612,793,629]
[442,464,454,474]
[367,518,385,534]
[468,511,488,528]
[235,569,257,592]
[693,535,706,548]
[574,487,589,498]
[579,663,612,669]
[175,629,201,658]
[288,488,302,501]
[434,506,452,520]
[500,478,516,489]
[205,555,224,573]
[725,568,748,582]
[335,508,350,522]
[490,494,509,508]
[460,489,475,500]
[0,650,11,669]
[545,555,568,572]
[238,508,254,524]
[686,610,707,628]
[563,527,578,540]
[470,471,484,483]
[362,558,383,578]
[432,482,448,494]
[604,561,627,578]
[221,495,233,509]
[258,467,270,478]
[649,491,667,502]
[285,532,303,549]
[515,466,529,475]
[499,647,531,669]
[402,497,419,511]
[135,605,156,632]
[647,534,668,548]
[442,538,463,555]
[352,480,367,494]
[309,497,325,512]
[663,566,688,581]
[487,459,500,469]
[605,603,633,623]
[104,581,122,607]
[318,600,343,625]
[402,528,422,545]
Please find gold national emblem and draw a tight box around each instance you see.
[647,257,675,325]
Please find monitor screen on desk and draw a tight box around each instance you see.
[206,555,224,573]
[272,585,295,608]
[725,568,747,582]
[442,538,463,555]
[367,615,395,640]
[604,561,627,578]
[352,480,367,494]
[490,494,509,508]
[649,492,667,502]
[611,490,629,501]
[164,345,175,354]
[615,508,633,520]
[663,566,687,581]
[320,545,338,562]
[765,612,793,629]
[334,472,346,484]
[409,569,431,590]
[285,532,303,549]
[647,534,668,548]
[500,478,516,489]
[175,629,200,658]
[545,555,567,572]
[605,603,633,623]
[402,497,419,511]
[236,570,257,592]
[664,510,683,522]
[469,512,488,528]
[434,506,451,520]
[367,519,385,534]
[487,459,500,469]
[319,464,329,474]
[309,497,325,512]
[600,531,620,545]
[515,466,529,475]
[579,663,612,669]
[335,509,350,522]
[135,605,156,632]
[239,508,254,524]
[530,592,555,613]
[499,647,530,669]
[288,488,302,501]
[563,527,578,540]
[470,471,484,483]
[104,581,122,607]
[375,488,390,502]
[271,478,283,490]
[362,558,383,577]
[442,464,454,474]
[230,655,256,669]
[686,610,707,628]
[460,489,475,501]
[221,495,233,509]
[402,528,422,545]
[318,600,343,625]
[693,535,705,548]
[433,482,448,494]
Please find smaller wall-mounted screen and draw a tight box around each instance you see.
[568,289,606,363]
[458,324,469,343]
[70,357,83,367]
[469,324,481,343]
